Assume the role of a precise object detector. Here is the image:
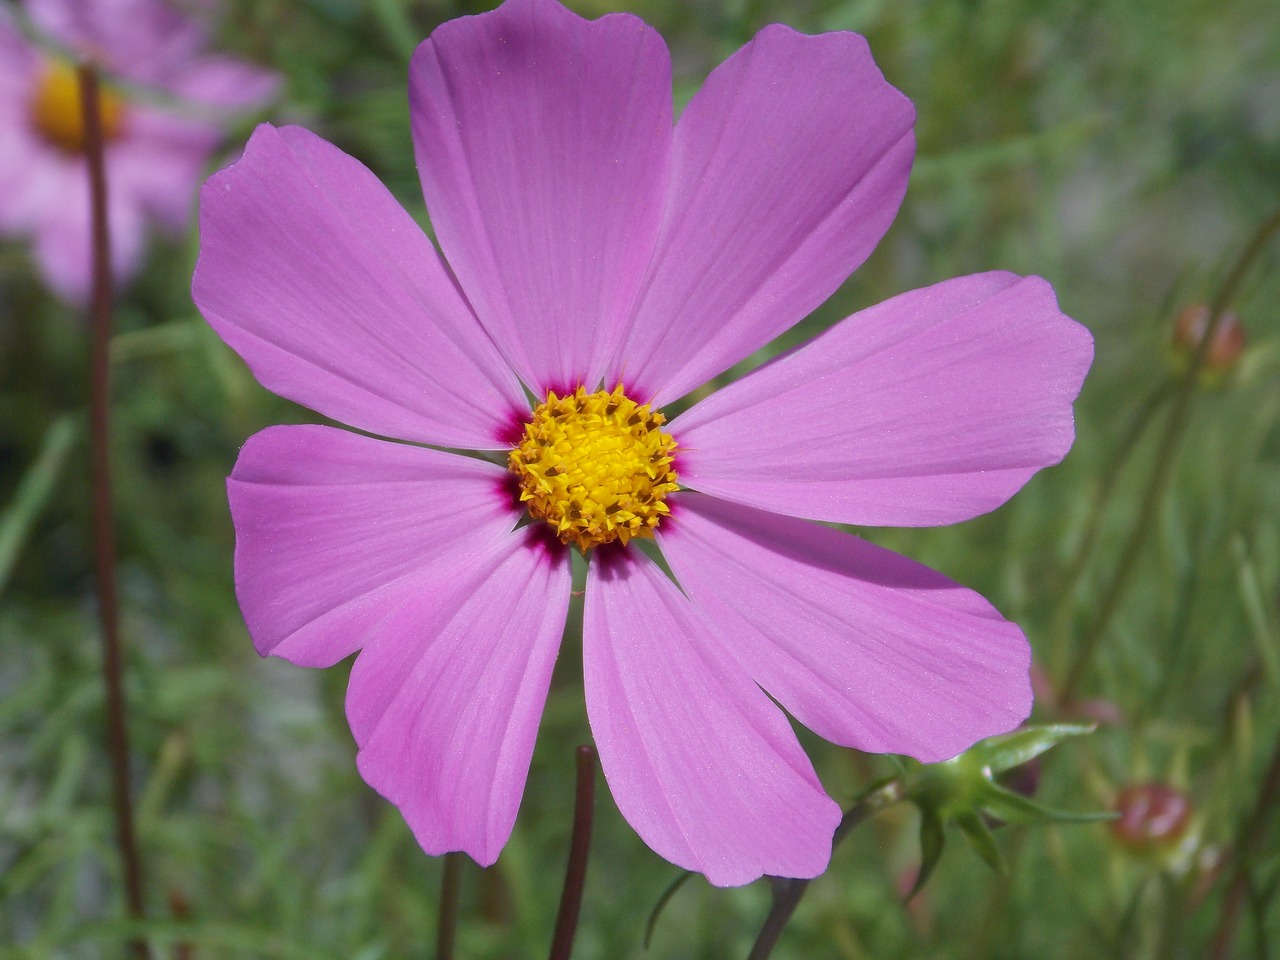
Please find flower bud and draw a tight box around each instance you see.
[1172,304,1245,373]
[1110,782,1192,852]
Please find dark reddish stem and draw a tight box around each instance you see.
[549,745,598,960]
[436,852,463,960]
[79,63,149,960]
[746,778,904,960]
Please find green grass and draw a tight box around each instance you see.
[2,0,1280,956]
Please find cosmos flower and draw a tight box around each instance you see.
[0,0,277,301]
[192,0,1092,886]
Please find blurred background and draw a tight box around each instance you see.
[2,0,1279,956]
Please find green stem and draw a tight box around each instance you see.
[1060,208,1280,704]
[1205,727,1280,959]
[1047,378,1173,676]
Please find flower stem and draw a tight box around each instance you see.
[1205,730,1280,960]
[548,744,598,960]
[1060,207,1280,704]
[1047,378,1173,677]
[79,62,150,960]
[746,778,904,960]
[436,853,463,960]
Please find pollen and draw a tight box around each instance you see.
[30,59,126,154]
[509,384,679,552]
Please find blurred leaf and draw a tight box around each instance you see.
[1233,534,1280,690]
[108,318,205,365]
[0,414,77,597]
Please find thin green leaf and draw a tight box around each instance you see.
[1233,534,1280,690]
[644,871,693,948]
[0,415,77,597]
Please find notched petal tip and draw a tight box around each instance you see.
[192,120,525,449]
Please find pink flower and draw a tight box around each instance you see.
[192,0,1092,886]
[0,0,277,301]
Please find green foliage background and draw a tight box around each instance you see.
[2,0,1280,956]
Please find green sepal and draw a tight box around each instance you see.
[980,783,1117,826]
[974,723,1097,775]
[953,811,1006,874]
[906,810,946,901]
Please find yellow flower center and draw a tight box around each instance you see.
[508,384,679,552]
[30,59,126,154]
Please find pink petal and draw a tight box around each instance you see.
[348,527,571,865]
[30,0,204,85]
[227,424,518,668]
[113,105,236,230]
[658,494,1032,762]
[604,23,915,405]
[672,273,1093,526]
[583,548,840,886]
[31,155,145,303]
[410,0,672,393]
[0,126,63,231]
[170,55,280,110]
[193,124,527,449]
[0,14,39,87]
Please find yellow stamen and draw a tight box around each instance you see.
[30,59,126,154]
[509,384,679,552]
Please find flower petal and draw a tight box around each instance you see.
[410,0,672,393]
[169,55,279,110]
[658,494,1032,762]
[0,13,39,87]
[604,23,915,405]
[227,424,518,668]
[583,548,840,886]
[672,273,1093,526]
[193,124,526,449]
[31,156,145,302]
[30,0,203,86]
[348,526,571,865]
[112,109,221,231]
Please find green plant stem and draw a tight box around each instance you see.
[1060,207,1280,705]
[1048,378,1172,677]
[746,778,904,960]
[80,62,149,960]
[436,853,463,960]
[548,745,598,960]
[1205,730,1280,960]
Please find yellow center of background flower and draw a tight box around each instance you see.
[30,60,126,154]
[509,384,678,552]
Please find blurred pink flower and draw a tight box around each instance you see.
[193,0,1092,885]
[0,0,277,301]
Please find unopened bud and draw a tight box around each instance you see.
[1110,782,1192,851]
[1172,304,1245,373]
